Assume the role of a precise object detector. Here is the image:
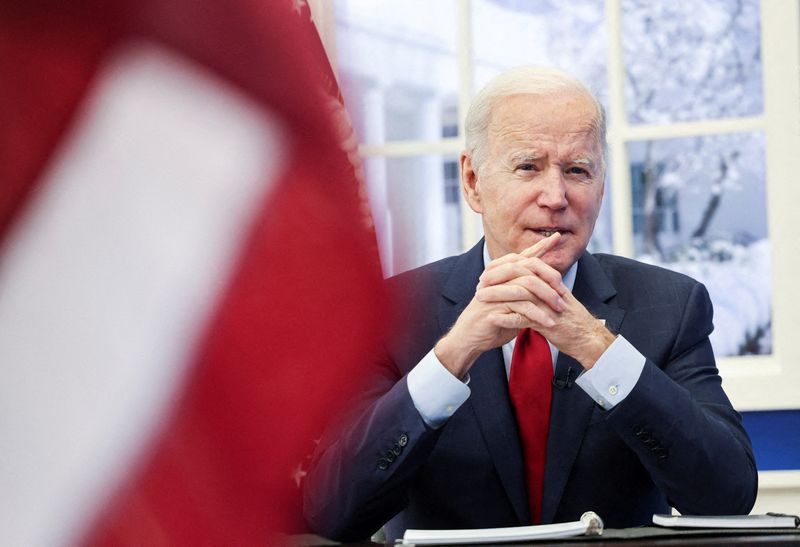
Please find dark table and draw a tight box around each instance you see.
[287,528,800,546]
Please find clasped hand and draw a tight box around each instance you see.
[434,234,615,379]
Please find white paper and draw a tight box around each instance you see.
[400,511,603,545]
[653,513,799,529]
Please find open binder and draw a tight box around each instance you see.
[398,511,603,545]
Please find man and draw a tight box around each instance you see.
[303,67,757,542]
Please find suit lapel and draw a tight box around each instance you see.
[437,240,530,525]
[467,350,529,524]
[540,252,625,523]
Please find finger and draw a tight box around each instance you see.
[507,300,557,328]
[483,232,562,279]
[479,257,568,298]
[488,310,528,330]
[489,301,556,329]
[520,257,568,295]
[477,276,566,312]
[506,275,567,311]
[520,232,561,259]
[479,261,537,288]
[475,284,536,304]
[484,252,526,272]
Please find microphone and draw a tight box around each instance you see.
[552,366,574,389]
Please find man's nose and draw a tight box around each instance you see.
[535,168,568,210]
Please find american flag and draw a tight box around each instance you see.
[0,1,385,544]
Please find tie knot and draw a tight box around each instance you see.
[513,328,549,360]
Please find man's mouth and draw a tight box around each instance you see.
[533,228,566,238]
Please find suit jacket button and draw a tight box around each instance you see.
[392,445,402,456]
[385,452,396,463]
[377,459,389,470]
[632,424,644,436]
[398,434,408,447]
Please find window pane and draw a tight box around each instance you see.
[334,0,459,144]
[471,0,608,106]
[628,132,771,356]
[365,155,462,276]
[623,0,763,124]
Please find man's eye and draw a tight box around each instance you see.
[517,163,535,171]
[567,166,590,176]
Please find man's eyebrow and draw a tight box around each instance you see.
[508,151,543,163]
[570,157,599,170]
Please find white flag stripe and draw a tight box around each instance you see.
[0,43,286,547]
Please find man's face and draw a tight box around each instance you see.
[462,91,605,275]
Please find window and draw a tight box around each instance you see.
[622,1,769,359]
[312,0,800,410]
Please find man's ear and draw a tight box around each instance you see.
[461,152,483,213]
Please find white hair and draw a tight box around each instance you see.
[464,66,607,174]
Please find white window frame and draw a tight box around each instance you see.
[311,0,800,411]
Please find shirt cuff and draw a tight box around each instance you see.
[575,335,645,410]
[407,347,471,429]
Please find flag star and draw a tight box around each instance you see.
[291,462,308,488]
[291,0,307,15]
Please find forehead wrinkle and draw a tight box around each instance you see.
[488,119,599,152]
[551,133,602,163]
[487,102,598,135]
[486,104,602,167]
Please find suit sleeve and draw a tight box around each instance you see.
[604,282,758,515]
[301,339,445,542]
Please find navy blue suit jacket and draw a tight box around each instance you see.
[303,240,757,542]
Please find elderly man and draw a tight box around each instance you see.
[303,67,757,542]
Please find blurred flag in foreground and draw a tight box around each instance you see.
[0,0,385,545]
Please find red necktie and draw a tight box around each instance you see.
[508,328,553,524]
